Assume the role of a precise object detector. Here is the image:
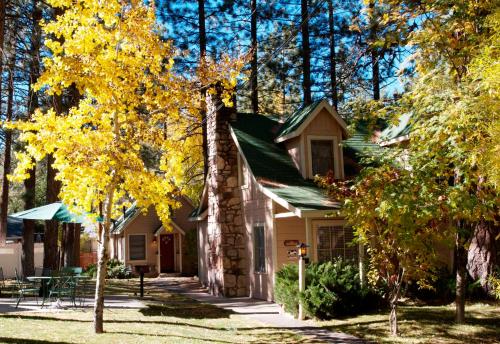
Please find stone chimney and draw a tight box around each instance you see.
[206,85,248,297]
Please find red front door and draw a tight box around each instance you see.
[160,234,175,273]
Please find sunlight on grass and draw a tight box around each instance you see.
[0,279,307,344]
[316,302,500,344]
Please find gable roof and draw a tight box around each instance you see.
[230,113,341,217]
[275,99,348,143]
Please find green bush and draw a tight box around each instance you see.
[83,259,131,279]
[275,258,383,319]
[275,264,300,317]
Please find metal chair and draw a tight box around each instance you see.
[48,273,77,307]
[14,268,39,308]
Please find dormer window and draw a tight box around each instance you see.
[307,136,339,178]
[311,140,334,176]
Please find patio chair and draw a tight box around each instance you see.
[14,268,39,308]
[48,273,77,307]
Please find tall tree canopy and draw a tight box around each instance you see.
[9,0,242,333]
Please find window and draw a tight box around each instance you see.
[129,234,146,260]
[253,225,266,273]
[310,140,334,176]
[317,226,356,262]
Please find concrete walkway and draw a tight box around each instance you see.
[0,295,145,314]
[153,277,365,344]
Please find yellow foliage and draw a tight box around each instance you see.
[9,0,244,227]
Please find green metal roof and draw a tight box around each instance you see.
[231,113,340,212]
[276,100,322,139]
[343,130,383,159]
[379,113,412,142]
[111,204,138,234]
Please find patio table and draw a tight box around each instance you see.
[27,275,91,308]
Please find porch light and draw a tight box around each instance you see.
[152,236,157,244]
[297,243,308,258]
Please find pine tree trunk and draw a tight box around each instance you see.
[0,53,15,246]
[328,0,338,110]
[73,223,81,266]
[44,153,61,270]
[250,0,258,114]
[369,0,380,100]
[301,0,312,105]
[198,0,208,177]
[22,0,42,275]
[22,163,37,277]
[60,222,67,267]
[0,0,4,246]
[66,223,76,267]
[455,232,467,324]
[467,220,498,293]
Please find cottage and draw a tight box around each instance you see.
[190,96,381,301]
[109,196,197,276]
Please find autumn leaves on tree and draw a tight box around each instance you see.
[9,0,243,333]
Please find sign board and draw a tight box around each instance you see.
[284,239,299,247]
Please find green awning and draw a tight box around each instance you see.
[10,202,88,223]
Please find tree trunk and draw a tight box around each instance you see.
[0,52,15,246]
[67,223,76,267]
[301,0,312,105]
[94,190,114,334]
[44,153,61,270]
[369,0,380,100]
[467,220,498,294]
[22,0,42,275]
[328,0,338,110]
[389,301,398,336]
[455,232,467,324]
[0,0,4,246]
[94,221,109,333]
[60,222,67,267]
[250,0,258,114]
[73,223,81,266]
[198,0,208,178]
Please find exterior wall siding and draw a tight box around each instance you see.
[240,159,274,301]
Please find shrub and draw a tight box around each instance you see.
[275,264,300,317]
[107,259,132,279]
[275,258,383,319]
[83,259,131,279]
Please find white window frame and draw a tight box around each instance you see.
[307,135,339,179]
[314,221,357,263]
[128,233,147,261]
[253,223,266,274]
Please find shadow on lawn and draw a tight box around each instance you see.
[139,302,233,319]
[0,337,72,344]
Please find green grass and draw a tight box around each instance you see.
[315,302,500,343]
[0,279,308,344]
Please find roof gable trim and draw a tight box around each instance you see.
[275,100,348,143]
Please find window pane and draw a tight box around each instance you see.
[129,235,146,260]
[316,225,358,263]
[311,140,334,176]
[254,226,265,273]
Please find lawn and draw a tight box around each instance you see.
[316,302,500,344]
[0,279,308,344]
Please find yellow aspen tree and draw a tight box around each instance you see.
[8,0,243,333]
